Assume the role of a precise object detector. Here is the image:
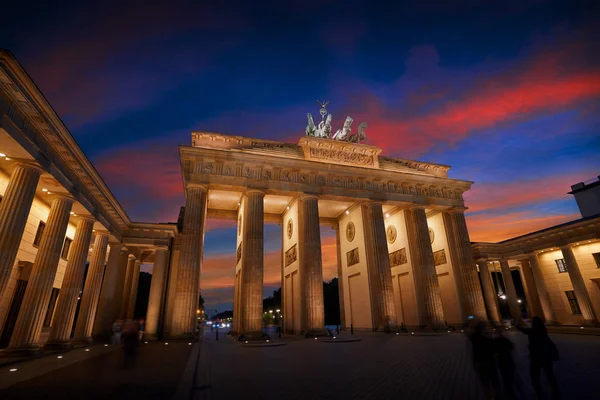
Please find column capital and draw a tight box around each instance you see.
[408,204,427,211]
[365,201,383,208]
[93,230,111,237]
[446,206,468,214]
[128,254,137,260]
[245,189,265,197]
[12,160,45,174]
[475,258,489,263]
[51,192,76,204]
[186,183,208,192]
[154,245,169,251]
[76,215,96,223]
[299,193,319,201]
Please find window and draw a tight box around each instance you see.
[565,291,582,315]
[593,253,600,269]
[33,221,46,247]
[555,258,567,273]
[61,238,73,260]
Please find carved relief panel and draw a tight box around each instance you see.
[433,249,447,266]
[347,247,360,267]
[389,248,407,267]
[346,222,356,242]
[285,244,297,267]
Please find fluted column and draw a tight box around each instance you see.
[127,260,141,319]
[404,207,445,327]
[45,216,95,348]
[499,260,521,323]
[7,194,74,352]
[447,210,487,319]
[476,260,502,323]
[298,195,325,334]
[561,245,598,324]
[171,185,207,338]
[334,225,346,328]
[145,246,170,339]
[0,162,43,297]
[73,231,110,342]
[120,255,137,319]
[363,202,396,330]
[240,190,265,336]
[93,243,129,338]
[519,259,544,320]
[526,252,556,323]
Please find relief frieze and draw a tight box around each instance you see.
[308,147,375,167]
[285,244,297,267]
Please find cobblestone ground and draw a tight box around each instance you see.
[1,341,191,400]
[195,330,600,400]
[1,331,599,400]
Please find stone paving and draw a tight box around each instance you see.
[193,329,600,400]
[1,341,191,400]
[1,329,599,400]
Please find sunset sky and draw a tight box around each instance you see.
[1,1,598,312]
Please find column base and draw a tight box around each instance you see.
[237,331,270,342]
[70,337,94,346]
[305,329,330,338]
[142,333,159,341]
[43,340,74,351]
[165,332,196,340]
[1,344,42,357]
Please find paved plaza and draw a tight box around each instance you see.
[1,330,599,399]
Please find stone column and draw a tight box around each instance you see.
[499,259,521,323]
[526,252,556,323]
[7,194,74,353]
[119,255,137,319]
[239,190,265,336]
[72,231,110,343]
[144,246,169,339]
[127,260,141,319]
[334,225,346,328]
[93,243,129,338]
[171,185,207,338]
[404,207,445,328]
[362,202,396,330]
[0,162,43,297]
[519,259,544,320]
[447,210,487,319]
[298,195,325,334]
[561,245,598,324]
[45,216,95,349]
[476,260,502,323]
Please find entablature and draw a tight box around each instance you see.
[180,145,471,208]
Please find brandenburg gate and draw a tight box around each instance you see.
[170,108,487,338]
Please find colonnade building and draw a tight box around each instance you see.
[472,177,600,327]
[1,51,598,352]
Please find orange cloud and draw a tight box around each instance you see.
[464,170,597,214]
[466,211,581,243]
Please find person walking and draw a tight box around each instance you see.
[494,327,518,399]
[516,316,560,399]
[122,319,140,369]
[469,319,501,399]
[111,319,123,345]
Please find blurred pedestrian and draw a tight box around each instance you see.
[516,317,560,399]
[469,319,500,400]
[138,318,145,341]
[122,319,140,369]
[111,319,123,345]
[495,327,518,399]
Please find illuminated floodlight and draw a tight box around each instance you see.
[57,356,63,359]
[9,368,17,372]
